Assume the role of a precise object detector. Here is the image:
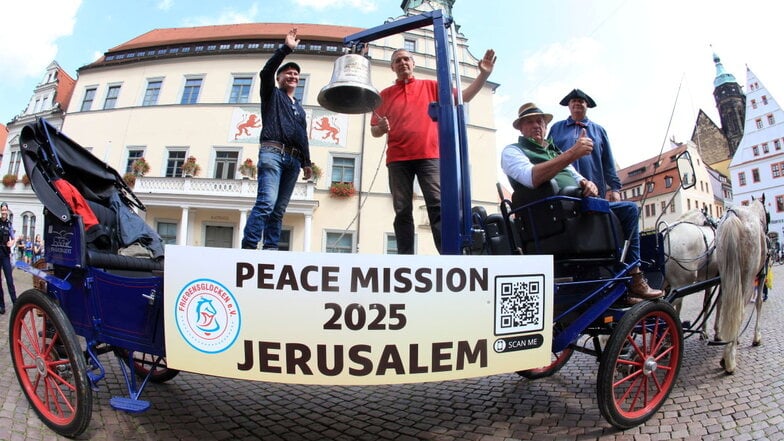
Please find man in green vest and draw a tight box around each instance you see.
[501,103,662,302]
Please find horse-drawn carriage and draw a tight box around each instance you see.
[10,116,691,437]
[8,10,768,439]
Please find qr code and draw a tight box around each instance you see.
[494,275,545,335]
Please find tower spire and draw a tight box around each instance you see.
[711,50,745,155]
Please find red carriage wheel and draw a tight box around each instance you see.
[9,289,92,438]
[597,300,683,429]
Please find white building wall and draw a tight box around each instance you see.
[728,68,784,236]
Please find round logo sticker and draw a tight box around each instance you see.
[174,278,241,353]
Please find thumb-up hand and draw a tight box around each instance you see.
[572,128,593,157]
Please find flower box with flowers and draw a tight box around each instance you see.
[2,174,18,187]
[329,182,356,198]
[131,157,150,176]
[182,156,201,177]
[238,158,256,179]
[309,163,322,183]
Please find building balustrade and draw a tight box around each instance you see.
[134,176,315,200]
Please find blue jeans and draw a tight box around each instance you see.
[0,253,16,307]
[242,147,301,250]
[388,159,441,254]
[609,201,641,264]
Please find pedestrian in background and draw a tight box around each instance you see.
[33,234,44,263]
[0,202,17,314]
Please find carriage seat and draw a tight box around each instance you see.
[510,180,622,260]
[471,206,513,255]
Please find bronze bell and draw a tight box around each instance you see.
[318,54,381,114]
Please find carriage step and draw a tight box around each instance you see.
[110,397,151,413]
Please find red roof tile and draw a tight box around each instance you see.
[110,23,365,52]
[54,67,76,112]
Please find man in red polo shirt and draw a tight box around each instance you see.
[370,48,495,254]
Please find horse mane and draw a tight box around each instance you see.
[677,209,708,224]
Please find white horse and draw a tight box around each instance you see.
[714,198,768,374]
[661,209,718,339]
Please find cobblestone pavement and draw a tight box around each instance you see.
[0,265,781,441]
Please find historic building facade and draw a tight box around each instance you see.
[0,61,75,241]
[727,68,784,238]
[3,2,499,255]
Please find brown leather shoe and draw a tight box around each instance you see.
[629,272,663,299]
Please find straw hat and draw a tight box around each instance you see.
[512,102,553,130]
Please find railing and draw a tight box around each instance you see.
[134,176,314,199]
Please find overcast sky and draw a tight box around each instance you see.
[2,0,781,170]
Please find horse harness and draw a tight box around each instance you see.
[662,218,716,277]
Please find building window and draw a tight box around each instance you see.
[756,119,763,129]
[738,172,746,186]
[767,114,776,125]
[646,182,654,193]
[762,95,768,105]
[278,229,292,251]
[661,201,667,213]
[775,139,781,150]
[670,203,675,213]
[80,88,96,111]
[157,221,178,244]
[325,231,355,253]
[752,145,759,156]
[385,233,398,254]
[142,80,162,106]
[229,76,253,103]
[777,196,784,213]
[752,168,760,183]
[763,143,769,154]
[663,176,672,188]
[8,151,22,176]
[331,156,356,184]
[294,76,307,102]
[687,199,691,210]
[166,150,187,177]
[751,99,757,109]
[181,78,202,104]
[404,38,416,52]
[772,163,781,178]
[214,150,239,179]
[104,85,121,109]
[126,149,145,173]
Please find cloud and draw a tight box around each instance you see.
[181,3,260,26]
[293,0,378,13]
[0,0,81,81]
[157,0,174,11]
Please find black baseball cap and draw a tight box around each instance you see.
[276,62,300,76]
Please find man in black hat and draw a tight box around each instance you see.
[548,88,622,201]
[501,103,662,302]
[242,28,312,250]
[0,202,17,314]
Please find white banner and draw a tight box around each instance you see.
[164,246,553,385]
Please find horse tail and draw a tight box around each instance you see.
[716,211,744,342]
